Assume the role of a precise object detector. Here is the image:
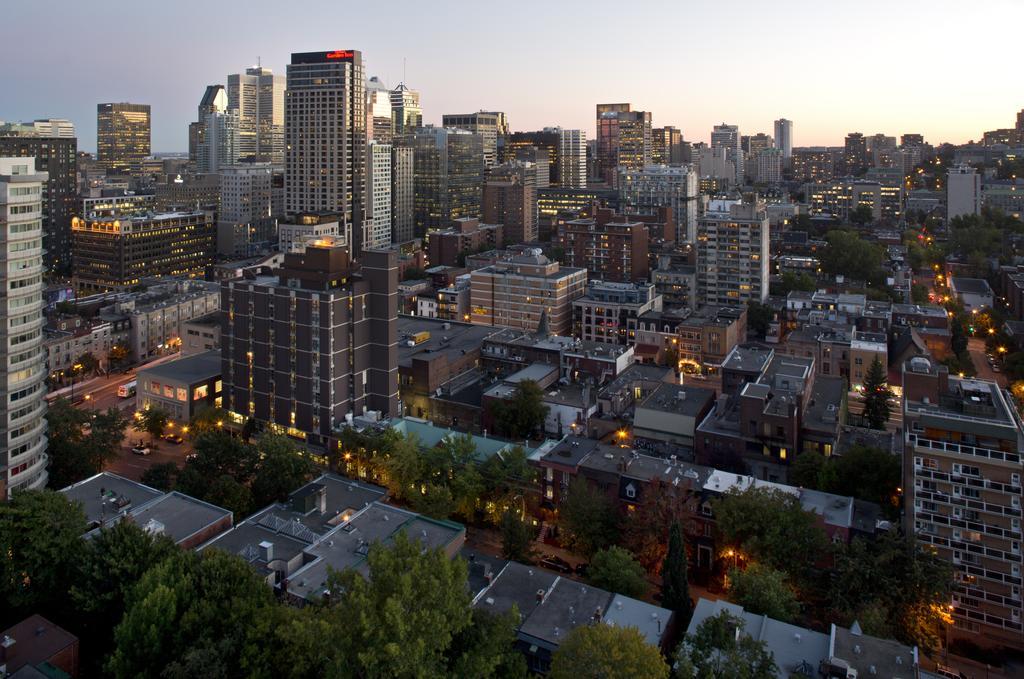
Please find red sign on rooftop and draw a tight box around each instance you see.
[326,50,354,60]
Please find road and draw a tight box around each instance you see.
[968,338,1007,387]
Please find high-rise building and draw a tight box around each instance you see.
[390,146,414,244]
[595,104,652,185]
[697,198,769,306]
[503,130,559,183]
[0,157,49,497]
[193,86,239,174]
[559,128,587,189]
[844,132,868,175]
[947,164,981,222]
[902,357,1024,652]
[469,250,587,334]
[366,76,394,144]
[773,118,793,160]
[71,211,216,293]
[901,133,925,148]
[390,83,422,136]
[396,126,484,235]
[221,242,398,447]
[791,147,836,182]
[442,111,506,167]
[365,141,392,250]
[652,126,684,165]
[0,129,77,274]
[483,170,536,244]
[97,103,150,174]
[867,134,898,169]
[756,148,784,185]
[711,123,743,184]
[189,85,226,167]
[227,66,285,164]
[557,209,650,283]
[0,119,75,139]
[285,50,366,253]
[618,165,698,243]
[217,165,276,256]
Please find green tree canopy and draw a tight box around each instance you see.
[621,478,688,573]
[560,479,620,557]
[588,546,648,598]
[549,623,669,679]
[249,434,316,508]
[861,356,892,429]
[819,230,885,284]
[746,301,773,338]
[675,611,777,679]
[728,564,799,622]
[661,523,692,626]
[489,380,550,440]
[140,461,179,491]
[132,406,170,442]
[500,510,537,563]
[46,398,129,489]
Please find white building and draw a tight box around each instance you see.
[697,199,770,306]
[756,148,783,185]
[227,66,285,164]
[0,157,49,496]
[278,217,341,253]
[365,141,392,251]
[947,164,981,222]
[217,165,277,256]
[196,110,239,174]
[773,118,793,160]
[618,164,699,243]
[711,123,743,183]
[557,128,587,188]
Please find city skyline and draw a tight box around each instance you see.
[2,0,1021,152]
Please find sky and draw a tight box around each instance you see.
[2,0,1020,153]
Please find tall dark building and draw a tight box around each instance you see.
[97,103,150,174]
[0,134,77,273]
[396,126,484,235]
[285,50,366,254]
[220,242,398,449]
[595,104,652,185]
[502,130,559,185]
[844,132,868,175]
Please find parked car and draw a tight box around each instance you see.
[538,554,573,574]
[574,562,590,577]
[185,453,198,462]
[131,445,151,456]
[163,433,184,444]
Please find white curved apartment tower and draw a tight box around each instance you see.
[0,157,48,496]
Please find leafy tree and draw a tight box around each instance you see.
[746,301,772,338]
[70,521,177,673]
[771,272,817,297]
[712,486,826,579]
[46,399,129,489]
[560,479,619,557]
[479,445,536,523]
[140,461,179,491]
[849,204,874,226]
[174,431,260,517]
[675,611,777,678]
[0,490,86,626]
[1004,352,1024,382]
[911,283,930,304]
[107,344,129,370]
[402,266,427,281]
[187,406,232,439]
[249,434,315,508]
[324,532,473,678]
[107,549,277,678]
[132,406,170,443]
[500,510,537,562]
[861,356,892,429]
[950,313,969,357]
[661,523,692,626]
[830,531,954,652]
[790,451,825,489]
[820,230,885,284]
[728,564,799,622]
[381,431,426,500]
[74,351,101,377]
[828,445,901,514]
[589,546,648,598]
[489,380,550,440]
[447,609,529,678]
[621,478,688,573]
[549,623,669,679]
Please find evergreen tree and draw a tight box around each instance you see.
[661,523,692,627]
[862,356,892,430]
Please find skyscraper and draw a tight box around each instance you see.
[285,50,366,253]
[390,82,422,136]
[484,168,536,244]
[390,146,414,244]
[711,123,743,184]
[442,111,506,167]
[365,141,392,250]
[773,118,793,160]
[947,164,981,222]
[595,104,652,185]
[559,128,587,189]
[192,85,239,174]
[844,132,868,175]
[396,126,484,235]
[652,126,684,165]
[366,76,393,143]
[0,127,77,274]
[0,157,49,496]
[217,165,276,256]
[697,198,769,306]
[227,66,285,164]
[97,102,150,174]
[618,165,698,243]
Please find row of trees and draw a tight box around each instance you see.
[790,444,902,518]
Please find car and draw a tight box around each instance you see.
[185,452,198,462]
[131,445,151,456]
[574,562,590,577]
[538,554,573,574]
[163,433,184,444]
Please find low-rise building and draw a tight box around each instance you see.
[182,312,221,355]
[136,350,222,423]
[632,383,716,459]
[948,276,994,312]
[426,217,503,268]
[572,281,661,345]
[0,615,80,678]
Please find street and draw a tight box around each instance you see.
[968,338,1007,387]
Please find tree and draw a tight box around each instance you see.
[70,521,177,673]
[728,564,799,622]
[772,271,816,297]
[549,623,669,679]
[46,399,129,489]
[1004,352,1024,382]
[819,230,885,284]
[790,450,826,489]
[187,406,232,439]
[490,380,549,440]
[107,344,129,371]
[861,356,892,430]
[500,510,537,562]
[712,486,826,579]
[174,431,260,517]
[661,523,692,626]
[402,266,427,281]
[74,351,100,377]
[849,204,874,226]
[132,406,170,443]
[746,301,772,338]
[621,478,688,573]
[447,609,529,678]
[249,434,315,508]
[911,283,930,304]
[107,549,277,678]
[950,313,969,357]
[140,461,179,491]
[480,445,536,524]
[588,546,648,598]
[324,532,473,678]
[828,445,901,515]
[559,479,620,557]
[675,611,777,679]
[0,490,86,626]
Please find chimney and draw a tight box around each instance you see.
[536,588,545,603]
[259,540,274,562]
[317,485,327,514]
[593,606,603,622]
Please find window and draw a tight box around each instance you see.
[193,384,209,400]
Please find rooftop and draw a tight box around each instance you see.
[636,383,715,419]
[397,315,496,369]
[60,472,163,530]
[721,345,774,374]
[948,276,993,296]
[122,491,232,545]
[137,349,221,384]
[0,615,78,677]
